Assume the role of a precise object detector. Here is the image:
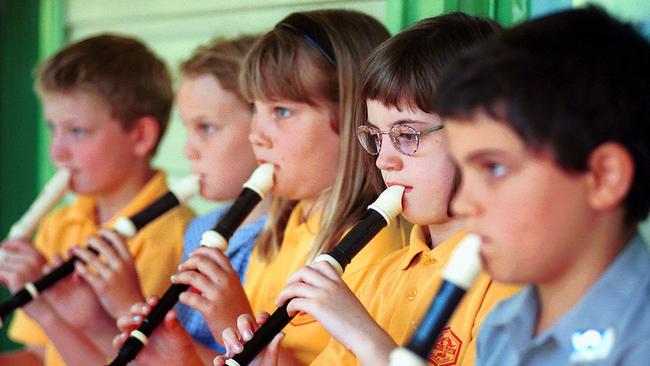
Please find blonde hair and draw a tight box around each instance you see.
[240,9,390,261]
[181,35,258,100]
[36,34,172,153]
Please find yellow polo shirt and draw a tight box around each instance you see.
[8,171,194,366]
[244,202,407,365]
[310,225,520,366]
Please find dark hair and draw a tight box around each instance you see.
[36,34,173,153]
[357,12,501,193]
[436,6,650,226]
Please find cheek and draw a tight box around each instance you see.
[483,178,586,282]
[402,162,456,224]
[206,140,257,198]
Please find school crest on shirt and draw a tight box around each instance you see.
[428,326,462,366]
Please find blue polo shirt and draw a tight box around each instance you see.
[175,205,266,352]
[477,235,650,365]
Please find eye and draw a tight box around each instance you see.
[198,123,218,134]
[274,106,292,119]
[399,132,418,142]
[392,125,418,141]
[70,127,89,137]
[486,161,508,178]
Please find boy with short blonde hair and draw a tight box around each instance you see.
[0,34,193,365]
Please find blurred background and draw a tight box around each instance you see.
[1,0,649,354]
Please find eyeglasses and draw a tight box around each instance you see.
[357,124,444,156]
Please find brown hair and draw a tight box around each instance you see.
[35,34,173,153]
[357,13,501,192]
[240,9,391,261]
[181,35,258,100]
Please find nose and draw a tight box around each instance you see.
[183,137,199,160]
[249,115,273,149]
[49,134,71,163]
[450,174,481,219]
[375,134,402,172]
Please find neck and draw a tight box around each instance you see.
[299,188,332,222]
[535,214,632,335]
[95,166,156,224]
[426,218,465,249]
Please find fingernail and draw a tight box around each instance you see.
[243,330,253,341]
[133,315,142,322]
[170,275,177,282]
[233,343,243,353]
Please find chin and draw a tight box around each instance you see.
[201,189,230,202]
[406,210,450,227]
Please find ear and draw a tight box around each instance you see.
[129,116,161,157]
[585,142,634,212]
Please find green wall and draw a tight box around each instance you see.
[0,0,41,352]
[386,0,530,34]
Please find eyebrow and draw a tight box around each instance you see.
[464,149,511,163]
[366,119,434,129]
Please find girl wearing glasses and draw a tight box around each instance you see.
[116,9,406,365]
[218,13,519,366]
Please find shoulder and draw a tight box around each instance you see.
[346,245,412,300]
[350,220,407,266]
[34,200,80,249]
[480,286,531,335]
[186,207,228,234]
[40,200,77,226]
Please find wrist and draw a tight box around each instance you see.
[355,328,396,366]
[26,300,60,329]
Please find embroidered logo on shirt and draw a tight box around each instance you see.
[570,328,615,364]
[428,326,462,366]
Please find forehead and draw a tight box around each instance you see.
[177,74,242,111]
[444,111,526,161]
[42,89,111,118]
[366,99,439,128]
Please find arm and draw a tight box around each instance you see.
[0,346,45,366]
[23,254,121,363]
[23,297,108,366]
[274,261,397,365]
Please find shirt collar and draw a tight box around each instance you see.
[547,234,650,342]
[288,201,321,236]
[488,234,650,352]
[398,225,467,270]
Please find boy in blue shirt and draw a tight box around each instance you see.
[440,6,650,365]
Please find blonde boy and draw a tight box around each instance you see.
[0,34,193,365]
